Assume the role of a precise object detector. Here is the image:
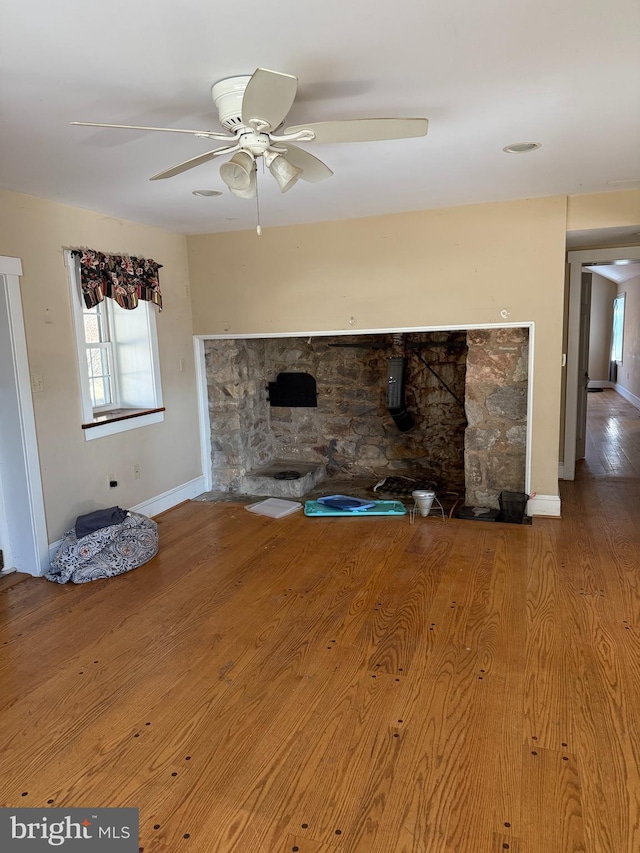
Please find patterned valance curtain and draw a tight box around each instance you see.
[72,249,163,311]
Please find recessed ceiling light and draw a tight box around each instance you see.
[192,189,222,197]
[503,142,541,154]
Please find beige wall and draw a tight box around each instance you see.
[618,274,640,401]
[589,273,616,382]
[567,190,640,231]
[188,196,568,500]
[0,189,201,541]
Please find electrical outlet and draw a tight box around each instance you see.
[133,464,141,480]
[31,373,44,393]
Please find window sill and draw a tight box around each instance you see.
[82,407,165,440]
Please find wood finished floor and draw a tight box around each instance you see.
[1,389,639,852]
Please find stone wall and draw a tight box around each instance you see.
[464,328,529,508]
[205,332,468,492]
[205,338,274,491]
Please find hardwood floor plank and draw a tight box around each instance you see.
[519,746,585,852]
[522,527,578,751]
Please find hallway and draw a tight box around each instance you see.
[582,388,640,478]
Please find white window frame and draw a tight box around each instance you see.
[66,250,164,440]
[83,299,119,412]
[611,292,625,363]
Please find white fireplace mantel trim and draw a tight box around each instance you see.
[194,320,548,515]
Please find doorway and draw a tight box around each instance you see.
[565,245,640,478]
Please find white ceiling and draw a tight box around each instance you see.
[585,262,640,283]
[1,0,639,235]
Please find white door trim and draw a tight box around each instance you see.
[0,256,49,575]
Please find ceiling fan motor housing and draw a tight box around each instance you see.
[211,76,252,131]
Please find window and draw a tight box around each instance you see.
[611,293,625,363]
[84,301,116,409]
[67,251,164,440]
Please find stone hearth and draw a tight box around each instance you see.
[242,459,326,499]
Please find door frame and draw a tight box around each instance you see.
[565,245,640,479]
[0,256,49,575]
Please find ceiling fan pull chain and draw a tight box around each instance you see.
[255,168,262,236]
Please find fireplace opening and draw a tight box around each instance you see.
[204,327,528,509]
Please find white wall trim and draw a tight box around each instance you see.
[130,475,207,517]
[48,538,63,565]
[0,257,50,576]
[528,494,562,517]
[194,320,533,342]
[524,321,535,498]
[47,476,207,567]
[563,260,582,481]
[0,256,23,276]
[588,380,614,389]
[568,247,640,264]
[194,337,213,492]
[614,384,640,411]
[558,464,565,479]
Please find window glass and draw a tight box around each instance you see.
[611,293,625,363]
[83,302,116,409]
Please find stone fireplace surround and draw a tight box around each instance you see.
[204,327,528,508]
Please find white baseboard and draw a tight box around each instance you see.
[558,464,565,480]
[130,475,206,517]
[527,494,562,517]
[47,476,207,567]
[48,538,63,565]
[588,380,614,389]
[615,384,640,411]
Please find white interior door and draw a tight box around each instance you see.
[0,258,49,575]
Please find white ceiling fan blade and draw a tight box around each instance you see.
[284,118,429,144]
[149,145,239,181]
[272,144,333,183]
[71,122,232,141]
[241,68,298,131]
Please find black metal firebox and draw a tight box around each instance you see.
[267,372,318,407]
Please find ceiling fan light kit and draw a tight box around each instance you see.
[266,152,303,193]
[220,151,256,191]
[228,168,257,199]
[72,67,429,225]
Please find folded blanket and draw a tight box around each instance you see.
[75,506,129,539]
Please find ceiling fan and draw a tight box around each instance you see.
[72,68,429,199]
